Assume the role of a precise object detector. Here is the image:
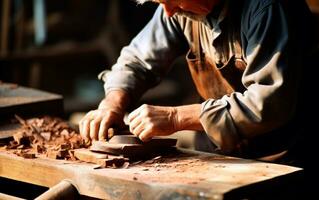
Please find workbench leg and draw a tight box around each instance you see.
[35,180,78,200]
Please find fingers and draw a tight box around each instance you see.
[98,118,111,141]
[131,120,144,137]
[128,104,149,132]
[79,109,121,142]
[132,123,153,142]
[90,118,101,141]
[127,105,144,122]
[139,129,152,142]
[130,120,152,142]
[128,105,153,142]
[128,104,177,141]
[79,117,90,141]
[128,113,142,134]
[128,105,144,136]
[79,111,94,141]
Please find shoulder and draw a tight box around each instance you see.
[240,0,286,32]
[153,6,187,30]
[242,0,280,20]
[242,0,279,12]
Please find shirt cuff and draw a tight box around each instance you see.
[98,69,147,104]
[200,98,240,153]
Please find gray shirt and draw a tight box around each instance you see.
[99,0,310,154]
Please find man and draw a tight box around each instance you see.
[80,0,316,166]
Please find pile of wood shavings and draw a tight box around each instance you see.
[2,115,89,160]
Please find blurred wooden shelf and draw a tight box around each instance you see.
[0,41,105,64]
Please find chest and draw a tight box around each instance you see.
[181,19,244,67]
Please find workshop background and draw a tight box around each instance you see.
[0,0,319,145]
[0,0,198,118]
[0,1,318,199]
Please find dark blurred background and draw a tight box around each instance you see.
[0,0,199,122]
[0,0,319,122]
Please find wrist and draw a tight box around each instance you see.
[99,90,130,112]
[175,104,203,131]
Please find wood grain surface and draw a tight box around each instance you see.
[0,148,303,199]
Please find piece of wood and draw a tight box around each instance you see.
[96,158,128,168]
[91,136,177,159]
[74,148,129,168]
[109,135,177,147]
[74,148,108,162]
[90,141,142,157]
[90,141,164,160]
[0,149,304,200]
[108,135,143,144]
[107,127,131,140]
[0,123,20,140]
[0,82,63,119]
[146,136,177,147]
[46,149,68,159]
[14,150,36,159]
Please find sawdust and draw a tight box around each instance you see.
[124,153,242,184]
[1,115,89,160]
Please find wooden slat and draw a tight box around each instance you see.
[0,0,10,56]
[0,83,63,119]
[0,149,303,199]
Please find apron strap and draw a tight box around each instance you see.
[233,40,242,59]
[192,21,202,61]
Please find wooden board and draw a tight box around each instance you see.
[0,149,303,199]
[0,82,63,119]
[90,137,177,160]
[109,135,177,146]
[0,123,20,140]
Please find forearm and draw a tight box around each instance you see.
[175,104,203,131]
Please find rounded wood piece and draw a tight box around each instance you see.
[109,135,143,144]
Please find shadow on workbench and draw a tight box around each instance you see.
[0,177,48,199]
[0,177,99,200]
[224,170,305,200]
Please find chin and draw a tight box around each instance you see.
[175,11,206,22]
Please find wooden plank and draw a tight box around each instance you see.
[73,149,128,167]
[0,123,20,140]
[0,83,63,119]
[0,149,303,199]
[109,135,177,147]
[90,138,177,161]
[0,41,104,63]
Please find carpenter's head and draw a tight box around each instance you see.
[136,0,221,20]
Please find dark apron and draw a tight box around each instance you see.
[186,21,246,100]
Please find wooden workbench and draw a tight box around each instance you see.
[0,148,303,200]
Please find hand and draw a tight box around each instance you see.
[79,90,130,141]
[128,104,178,142]
[79,106,125,141]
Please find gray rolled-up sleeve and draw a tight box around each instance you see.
[99,6,188,103]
